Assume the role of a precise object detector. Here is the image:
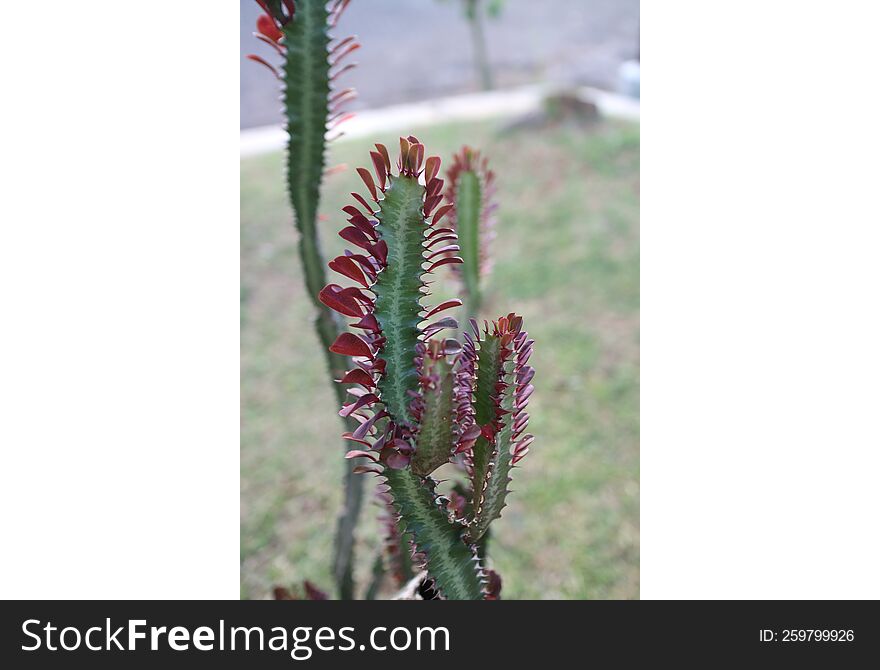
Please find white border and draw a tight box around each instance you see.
[641,1,880,599]
[0,3,240,598]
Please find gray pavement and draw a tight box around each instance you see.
[240,0,639,129]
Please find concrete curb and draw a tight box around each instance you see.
[240,84,639,158]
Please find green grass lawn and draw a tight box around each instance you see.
[241,117,639,599]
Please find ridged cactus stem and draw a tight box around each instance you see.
[445,147,496,324]
[249,0,363,600]
[461,316,535,544]
[456,171,483,314]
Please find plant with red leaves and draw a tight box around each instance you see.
[247,0,362,600]
[321,137,535,599]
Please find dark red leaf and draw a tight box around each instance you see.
[256,13,283,42]
[425,299,463,318]
[329,256,369,287]
[448,490,468,516]
[390,438,415,455]
[352,409,387,439]
[370,151,387,191]
[431,203,454,225]
[357,167,378,202]
[342,432,372,447]
[352,313,380,333]
[342,203,367,218]
[273,586,295,600]
[426,244,460,260]
[319,285,363,318]
[517,384,535,404]
[427,178,444,198]
[425,256,464,273]
[423,194,443,216]
[330,332,374,358]
[350,192,375,217]
[336,286,372,306]
[375,143,391,172]
[460,423,482,443]
[422,317,458,338]
[346,253,378,279]
[345,449,378,462]
[424,155,441,184]
[425,234,458,249]
[338,368,375,387]
[398,137,411,171]
[339,393,379,417]
[339,226,372,250]
[385,451,411,470]
[346,212,377,241]
[304,581,329,600]
[427,226,455,239]
[484,571,502,600]
[517,366,535,385]
[368,240,388,265]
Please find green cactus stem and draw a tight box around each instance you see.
[445,147,496,321]
[383,468,484,600]
[461,315,534,543]
[248,0,363,600]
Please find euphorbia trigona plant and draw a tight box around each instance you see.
[321,137,535,599]
[445,146,497,322]
[247,0,363,600]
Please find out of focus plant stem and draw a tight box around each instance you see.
[247,0,363,600]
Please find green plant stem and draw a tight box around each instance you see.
[454,168,483,319]
[463,294,481,330]
[280,0,364,600]
[363,552,385,600]
[314,308,365,601]
[384,468,484,600]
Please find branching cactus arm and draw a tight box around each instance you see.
[460,315,534,543]
[445,147,496,319]
[410,344,456,476]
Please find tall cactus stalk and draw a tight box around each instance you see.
[247,0,363,600]
[445,147,496,322]
[320,137,535,599]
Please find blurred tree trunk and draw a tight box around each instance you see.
[465,0,494,90]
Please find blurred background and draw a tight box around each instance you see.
[241,0,639,599]
[241,0,639,129]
